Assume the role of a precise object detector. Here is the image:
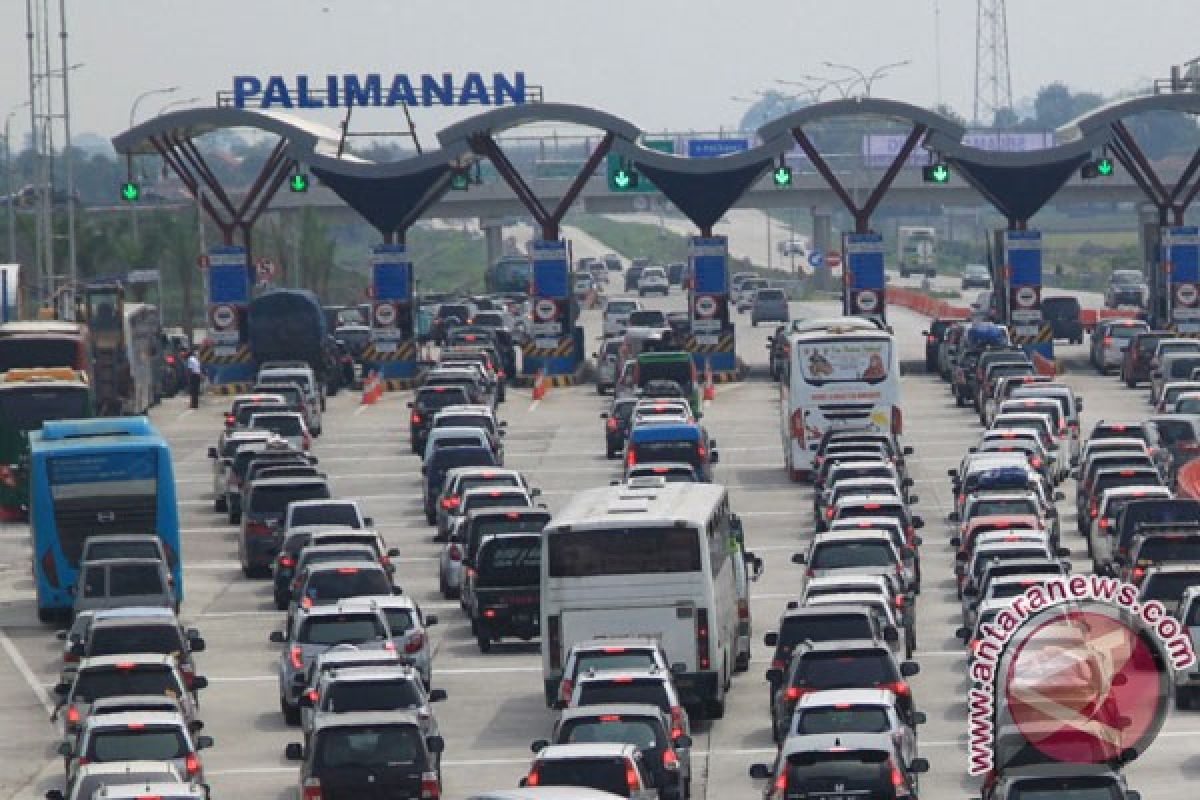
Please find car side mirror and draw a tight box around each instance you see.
[207,447,218,459]
[1057,547,1072,557]
[269,631,286,644]
[196,735,214,750]
[710,452,719,464]
[1054,491,1065,501]
[962,586,978,597]
[791,553,806,565]
[285,742,305,761]
[425,614,439,627]
[904,478,914,488]
[883,626,899,643]
[531,739,548,753]
[909,757,930,774]
[426,735,445,754]
[900,661,920,677]
[45,791,65,800]
[955,625,970,641]
[191,676,209,691]
[673,734,693,748]
[912,516,924,529]
[786,601,799,610]
[189,637,206,653]
[765,668,783,684]
[946,468,957,478]
[764,632,778,647]
[947,511,960,522]
[429,688,447,702]
[406,401,414,408]
[53,682,70,697]
[749,764,771,780]
[530,488,542,497]
[600,412,609,419]
[1076,397,1084,412]
[908,495,919,505]
[421,466,427,475]
[363,517,374,527]
[903,446,914,456]
[299,693,314,708]
[968,446,977,453]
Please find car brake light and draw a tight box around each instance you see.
[302,777,322,800]
[670,706,686,739]
[606,418,618,432]
[663,748,680,769]
[738,599,750,620]
[1030,457,1043,468]
[280,555,295,568]
[441,496,461,510]
[627,449,637,468]
[1132,566,1146,582]
[484,608,497,618]
[884,680,911,696]
[626,762,640,791]
[825,508,835,520]
[892,405,903,436]
[302,433,312,449]
[411,412,422,425]
[894,594,906,609]
[290,646,303,669]
[791,408,806,445]
[774,771,788,792]
[696,608,710,669]
[786,686,804,701]
[66,706,80,724]
[890,758,905,788]
[1104,337,1114,346]
[525,769,540,787]
[405,632,425,654]
[697,444,707,459]
[185,753,200,777]
[336,567,359,574]
[1099,518,1110,529]
[306,688,318,703]
[246,521,271,537]
[927,334,937,343]
[421,771,440,799]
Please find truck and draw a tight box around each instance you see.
[898,226,937,278]
[247,289,332,384]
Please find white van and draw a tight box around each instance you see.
[781,322,901,481]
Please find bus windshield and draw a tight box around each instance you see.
[796,339,891,385]
[0,337,81,371]
[0,386,90,431]
[548,528,702,577]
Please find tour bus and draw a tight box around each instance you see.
[540,482,738,718]
[781,320,901,481]
[28,416,180,622]
[0,368,93,514]
[84,282,162,415]
[0,319,90,376]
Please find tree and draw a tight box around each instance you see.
[992,108,1019,130]
[935,103,967,128]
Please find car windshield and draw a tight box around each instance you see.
[299,616,387,646]
[795,707,891,734]
[577,681,669,712]
[325,680,421,712]
[416,388,470,410]
[291,504,361,529]
[779,614,875,647]
[561,717,660,750]
[972,499,1036,517]
[84,541,161,561]
[796,652,897,687]
[88,625,183,657]
[536,758,631,795]
[251,415,303,436]
[89,728,187,761]
[382,608,416,635]
[1010,778,1122,800]
[250,484,330,514]
[811,542,896,569]
[304,569,392,602]
[314,725,423,768]
[72,666,176,702]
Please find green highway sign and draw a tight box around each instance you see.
[606,138,674,193]
[289,173,309,192]
[120,181,140,202]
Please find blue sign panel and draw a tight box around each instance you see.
[372,244,412,302]
[845,233,884,289]
[1166,226,1200,284]
[207,246,250,305]
[686,138,750,159]
[233,72,528,110]
[531,239,569,299]
[1005,230,1042,286]
[690,237,728,293]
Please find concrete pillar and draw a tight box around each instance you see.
[481,217,505,269]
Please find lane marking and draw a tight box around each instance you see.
[353,404,370,416]
[527,400,540,413]
[0,628,55,714]
[176,409,196,420]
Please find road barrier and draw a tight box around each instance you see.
[886,287,971,319]
[703,358,716,401]
[361,371,383,405]
[532,369,548,400]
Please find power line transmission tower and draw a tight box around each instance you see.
[973,0,1014,126]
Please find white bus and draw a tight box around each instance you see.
[781,320,901,481]
[540,482,739,718]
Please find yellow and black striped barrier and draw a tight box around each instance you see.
[521,340,576,359]
[362,341,417,362]
[1010,324,1054,347]
[684,334,736,354]
[382,377,423,391]
[198,343,252,365]
[208,382,253,396]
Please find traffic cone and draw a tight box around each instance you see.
[532,369,547,400]
[703,358,716,401]
[361,371,381,405]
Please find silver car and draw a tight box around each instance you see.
[301,664,446,738]
[43,761,185,800]
[61,711,212,785]
[751,287,790,326]
[594,338,623,394]
[257,365,323,435]
[787,688,922,766]
[344,594,438,689]
[207,429,274,511]
[54,654,204,741]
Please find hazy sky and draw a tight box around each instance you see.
[1,0,1195,146]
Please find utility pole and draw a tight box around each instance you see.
[974,0,1014,126]
[58,0,77,295]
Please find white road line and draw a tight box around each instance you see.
[176,409,196,420]
[353,404,370,416]
[0,628,55,714]
[527,400,540,413]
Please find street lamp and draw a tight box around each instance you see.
[775,77,858,103]
[822,60,912,97]
[156,96,201,116]
[127,85,179,243]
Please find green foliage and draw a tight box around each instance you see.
[566,215,690,266]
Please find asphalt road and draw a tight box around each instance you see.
[0,286,1192,800]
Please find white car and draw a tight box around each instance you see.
[786,688,921,767]
[257,365,323,434]
[247,411,311,452]
[637,267,669,297]
[603,299,641,337]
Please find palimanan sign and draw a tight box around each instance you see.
[231,72,528,109]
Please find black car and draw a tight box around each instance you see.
[286,713,443,800]
[762,606,895,704]
[409,385,473,454]
[463,532,541,652]
[625,265,646,291]
[921,318,957,373]
[239,477,332,578]
[601,397,638,459]
[1042,296,1084,344]
[422,445,499,524]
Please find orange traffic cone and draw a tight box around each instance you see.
[532,369,547,400]
[703,358,716,401]
[361,371,381,405]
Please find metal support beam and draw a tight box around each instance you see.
[791,128,859,225]
[1113,121,1170,206]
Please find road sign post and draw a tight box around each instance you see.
[202,245,256,386]
[1003,230,1051,362]
[688,235,735,373]
[526,239,576,378]
[365,243,416,384]
[843,233,885,321]
[1164,226,1200,333]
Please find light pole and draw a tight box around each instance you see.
[4,103,30,265]
[822,59,912,97]
[775,77,858,103]
[127,85,179,244]
[156,96,201,116]
[57,57,84,297]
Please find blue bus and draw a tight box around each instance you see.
[28,416,181,622]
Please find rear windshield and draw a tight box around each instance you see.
[459,476,520,494]
[324,680,421,712]
[972,499,1037,517]
[416,387,470,410]
[72,666,177,702]
[607,301,638,314]
[81,564,163,598]
[222,434,271,456]
[249,483,331,514]
[299,548,375,571]
[87,624,183,657]
[795,707,890,735]
[784,752,889,794]
[477,537,540,585]
[382,608,416,635]
[795,652,897,687]
[1009,777,1121,800]
[469,514,550,541]
[1142,573,1200,607]
[304,569,392,602]
[465,493,530,513]
[757,289,786,301]
[1134,537,1200,564]
[811,542,895,569]
[1109,325,1145,339]
[574,650,659,676]
[779,614,874,647]
[576,680,668,712]
[291,504,361,529]
[314,726,424,769]
[536,758,630,796]
[436,415,494,432]
[237,404,288,425]
[252,415,303,436]
[632,441,700,465]
[261,372,311,391]
[84,541,161,561]
[88,728,187,761]
[560,717,660,750]
[299,615,388,646]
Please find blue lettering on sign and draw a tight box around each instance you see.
[374,262,412,303]
[232,72,528,109]
[686,138,749,159]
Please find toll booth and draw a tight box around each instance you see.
[843,232,886,323]
[1164,226,1200,335]
[362,244,417,386]
[999,230,1053,363]
[522,239,580,377]
[199,245,256,390]
[686,236,735,372]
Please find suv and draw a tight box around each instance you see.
[54,654,204,739]
[423,446,500,524]
[1104,269,1148,308]
[62,712,212,786]
[463,532,541,652]
[285,712,444,800]
[300,664,447,738]
[207,429,274,511]
[522,743,658,799]
[762,605,897,703]
[749,733,928,800]
[239,476,332,578]
[751,288,790,326]
[961,263,991,289]
[70,613,205,689]
[257,365,324,433]
[409,385,473,454]
[1121,330,1171,388]
[1041,296,1083,344]
[436,466,531,541]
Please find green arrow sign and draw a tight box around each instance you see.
[932,164,949,183]
[613,169,632,189]
[1096,158,1113,176]
[289,173,309,192]
[773,166,793,187]
[120,181,140,202]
